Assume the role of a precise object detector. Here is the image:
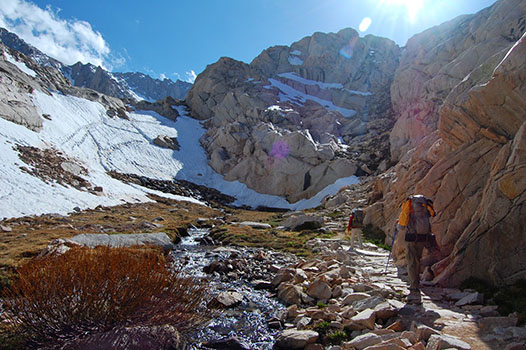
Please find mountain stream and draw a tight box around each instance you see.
[170,227,296,349]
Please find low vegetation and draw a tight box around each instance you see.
[0,246,212,348]
[0,197,219,288]
[361,224,390,251]
[210,225,335,257]
[461,277,526,325]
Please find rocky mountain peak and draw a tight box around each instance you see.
[0,28,191,103]
[186,29,400,202]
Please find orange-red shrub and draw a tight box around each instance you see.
[1,246,211,346]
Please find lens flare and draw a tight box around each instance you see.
[271,140,290,159]
[359,17,372,32]
[339,35,359,59]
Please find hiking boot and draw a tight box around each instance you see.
[407,290,422,305]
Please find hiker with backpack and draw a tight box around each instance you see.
[398,195,440,295]
[345,208,364,251]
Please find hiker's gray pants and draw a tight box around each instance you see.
[405,240,438,289]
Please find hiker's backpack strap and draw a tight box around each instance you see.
[424,199,436,217]
[398,198,412,227]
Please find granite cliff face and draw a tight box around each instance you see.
[186,28,400,202]
[365,0,526,287]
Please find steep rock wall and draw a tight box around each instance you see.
[370,0,526,287]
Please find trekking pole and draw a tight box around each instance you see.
[384,223,398,273]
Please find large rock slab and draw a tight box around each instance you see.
[425,334,471,350]
[68,233,174,250]
[274,329,319,349]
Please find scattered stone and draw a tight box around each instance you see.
[213,291,244,308]
[386,321,405,332]
[274,329,319,349]
[479,316,519,331]
[296,316,312,330]
[252,280,272,290]
[0,224,12,232]
[342,292,371,305]
[307,278,332,300]
[455,292,484,306]
[239,221,272,229]
[480,305,500,317]
[282,214,323,231]
[153,135,180,150]
[278,284,304,306]
[353,295,385,312]
[504,343,526,350]
[410,322,440,342]
[425,334,471,350]
[409,342,426,350]
[350,309,376,330]
[344,333,382,349]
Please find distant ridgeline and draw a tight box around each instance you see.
[0,27,191,102]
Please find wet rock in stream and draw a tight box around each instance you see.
[170,228,297,349]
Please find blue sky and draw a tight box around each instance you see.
[1,0,497,82]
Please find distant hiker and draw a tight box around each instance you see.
[398,194,440,294]
[346,208,364,250]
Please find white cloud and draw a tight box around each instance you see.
[185,70,197,83]
[0,0,121,69]
[159,73,167,80]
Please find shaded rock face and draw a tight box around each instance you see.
[369,0,526,287]
[67,63,192,102]
[389,0,526,161]
[186,29,400,201]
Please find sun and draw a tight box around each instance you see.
[381,0,424,22]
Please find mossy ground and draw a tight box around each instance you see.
[461,277,526,325]
[0,198,334,288]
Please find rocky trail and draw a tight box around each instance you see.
[268,236,526,350]
[1,200,525,349]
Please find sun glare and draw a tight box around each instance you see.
[381,0,424,22]
[359,17,372,32]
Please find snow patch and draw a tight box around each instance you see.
[278,72,343,90]
[4,52,37,77]
[1,90,360,218]
[290,50,302,56]
[278,72,372,96]
[288,56,304,66]
[267,78,357,118]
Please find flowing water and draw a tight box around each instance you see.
[170,227,294,349]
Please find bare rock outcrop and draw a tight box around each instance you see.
[369,0,526,287]
[0,43,130,129]
[389,0,526,161]
[186,30,400,202]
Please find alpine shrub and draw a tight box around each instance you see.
[1,246,212,347]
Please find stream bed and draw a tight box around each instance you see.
[169,227,297,349]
